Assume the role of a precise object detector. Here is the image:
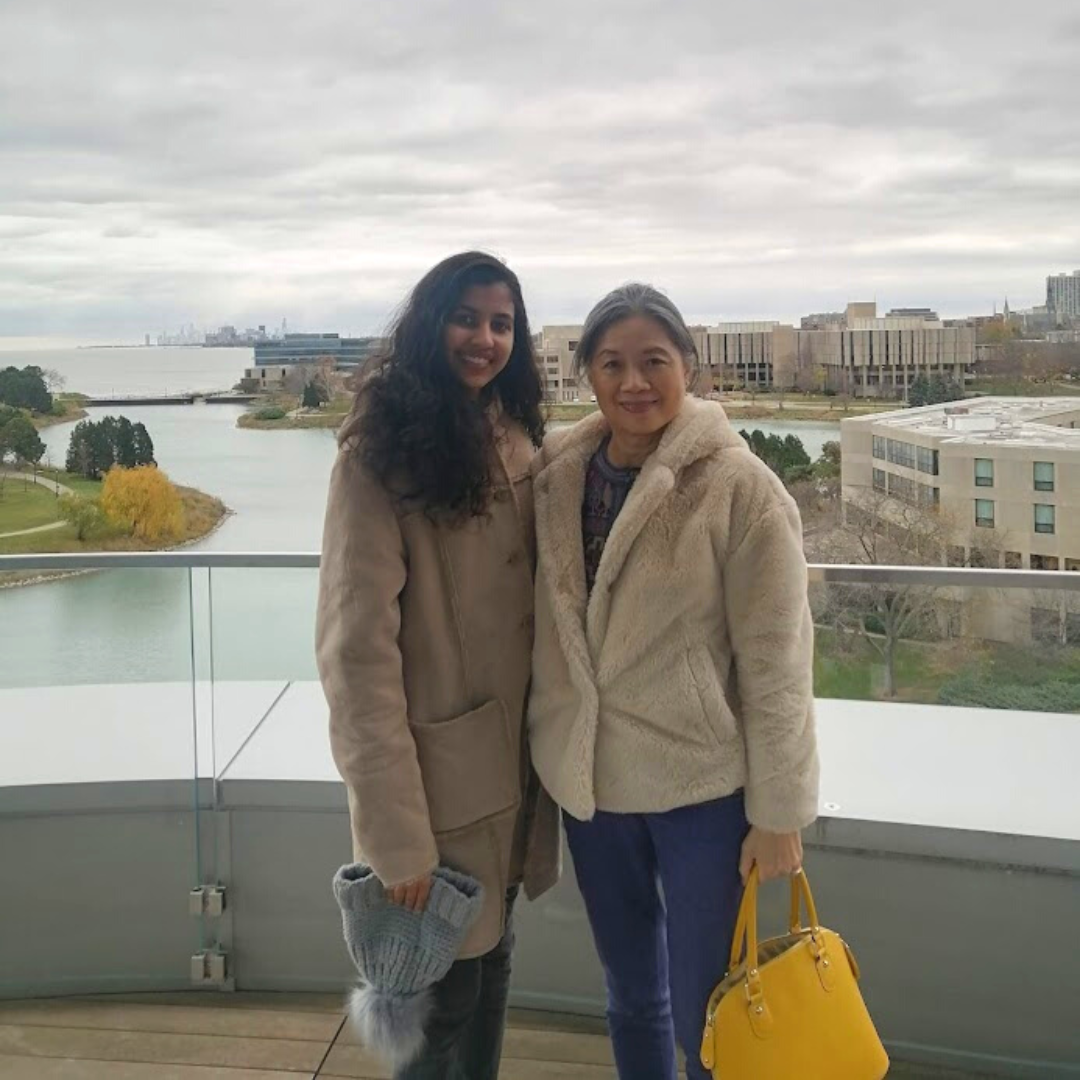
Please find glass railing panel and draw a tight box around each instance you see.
[809,570,1080,713]
[0,560,203,995]
[807,567,1080,843]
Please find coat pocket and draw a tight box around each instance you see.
[410,699,520,836]
[686,645,738,747]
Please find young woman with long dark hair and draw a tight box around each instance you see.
[317,252,560,1079]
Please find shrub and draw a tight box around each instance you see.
[254,406,286,421]
[937,672,1080,712]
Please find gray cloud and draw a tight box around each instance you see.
[1,0,1078,341]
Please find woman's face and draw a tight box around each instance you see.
[588,315,689,440]
[443,282,516,398]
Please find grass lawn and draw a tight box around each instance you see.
[544,402,599,421]
[34,467,104,499]
[0,480,64,533]
[968,379,1079,398]
[237,392,354,430]
[813,627,973,703]
[813,628,1080,712]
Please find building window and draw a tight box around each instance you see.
[974,459,994,487]
[1034,504,1056,534]
[969,547,1000,569]
[1065,558,1080,572]
[872,436,886,460]
[887,473,917,504]
[872,468,886,492]
[1034,461,1054,492]
[1030,608,1080,645]
[886,439,916,469]
[916,482,938,509]
[1005,551,1023,569]
[568,341,579,352]
[1031,554,1059,571]
[975,499,995,528]
[947,545,966,567]
[916,445,939,475]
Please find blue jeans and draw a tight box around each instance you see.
[395,887,518,1080]
[564,792,749,1080]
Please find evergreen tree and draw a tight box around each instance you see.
[66,416,154,479]
[132,422,155,466]
[115,417,137,468]
[0,410,45,464]
[908,376,930,407]
[738,428,810,483]
[0,365,53,413]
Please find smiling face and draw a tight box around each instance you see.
[587,314,690,441]
[442,282,516,397]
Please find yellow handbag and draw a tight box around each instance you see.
[700,866,889,1079]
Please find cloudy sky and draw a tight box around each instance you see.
[2,0,1078,345]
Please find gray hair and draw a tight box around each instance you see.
[572,283,700,386]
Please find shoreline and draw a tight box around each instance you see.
[32,406,88,430]
[0,486,231,589]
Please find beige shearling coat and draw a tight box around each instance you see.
[316,407,560,959]
[528,397,819,833]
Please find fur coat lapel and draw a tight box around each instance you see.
[534,397,745,667]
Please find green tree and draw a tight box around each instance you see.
[66,420,111,479]
[0,411,45,465]
[815,440,841,479]
[0,365,53,413]
[927,375,963,404]
[132,422,155,466]
[738,429,810,483]
[908,376,930,407]
[301,381,328,408]
[115,417,137,468]
[58,494,103,541]
[66,416,154,478]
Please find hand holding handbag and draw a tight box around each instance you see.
[700,866,889,1079]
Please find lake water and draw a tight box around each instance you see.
[0,345,249,397]
[0,349,838,691]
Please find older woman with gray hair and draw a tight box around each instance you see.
[527,284,820,1080]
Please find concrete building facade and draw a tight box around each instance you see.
[841,398,1080,642]
[692,322,797,391]
[694,304,974,398]
[533,325,583,402]
[531,304,976,401]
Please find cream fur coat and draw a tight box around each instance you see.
[528,397,819,833]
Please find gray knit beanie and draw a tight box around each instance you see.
[332,863,485,1067]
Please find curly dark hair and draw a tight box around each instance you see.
[351,251,544,519]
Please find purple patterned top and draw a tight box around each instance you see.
[582,437,640,595]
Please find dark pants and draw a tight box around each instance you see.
[395,887,518,1080]
[563,792,749,1080]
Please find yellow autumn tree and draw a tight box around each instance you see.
[101,465,185,543]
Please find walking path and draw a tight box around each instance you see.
[0,521,66,540]
[0,470,74,539]
[0,469,75,497]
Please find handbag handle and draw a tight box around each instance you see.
[728,865,822,975]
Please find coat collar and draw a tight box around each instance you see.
[534,397,745,664]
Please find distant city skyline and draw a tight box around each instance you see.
[2,1,1078,345]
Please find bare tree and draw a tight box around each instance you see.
[42,368,67,393]
[815,493,951,697]
[1029,581,1080,647]
[814,491,1019,695]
